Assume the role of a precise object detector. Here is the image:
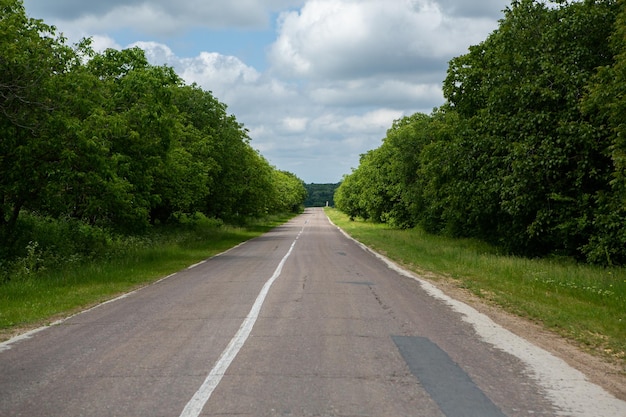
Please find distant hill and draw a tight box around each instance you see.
[304,183,340,207]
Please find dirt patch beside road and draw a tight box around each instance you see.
[430,275,626,401]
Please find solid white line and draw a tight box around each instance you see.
[187,260,207,270]
[0,291,137,353]
[179,225,304,417]
[0,240,248,354]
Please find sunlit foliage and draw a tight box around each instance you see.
[336,0,625,265]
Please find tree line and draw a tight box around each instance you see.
[335,0,626,265]
[304,183,339,207]
[1,0,306,260]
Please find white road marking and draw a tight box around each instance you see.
[0,240,245,354]
[179,224,305,417]
[187,260,207,270]
[0,291,136,353]
[329,215,626,417]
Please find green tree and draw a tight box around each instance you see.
[171,84,264,219]
[79,48,183,230]
[304,183,339,207]
[582,0,626,264]
[335,168,369,221]
[443,0,618,257]
[0,0,82,236]
[337,0,625,264]
[272,171,307,213]
[0,0,309,268]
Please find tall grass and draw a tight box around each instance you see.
[0,213,294,336]
[326,208,626,365]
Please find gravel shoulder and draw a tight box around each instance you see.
[428,274,626,401]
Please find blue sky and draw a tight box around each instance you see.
[22,0,512,183]
[109,23,280,69]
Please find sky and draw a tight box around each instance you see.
[22,0,513,184]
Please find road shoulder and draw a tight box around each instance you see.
[430,274,626,401]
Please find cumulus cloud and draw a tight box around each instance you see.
[282,117,310,133]
[24,0,307,33]
[309,79,444,109]
[89,35,122,52]
[22,0,510,182]
[179,53,261,86]
[252,109,403,179]
[268,0,499,80]
[130,41,179,65]
[128,42,274,107]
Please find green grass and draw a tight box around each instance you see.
[0,214,294,338]
[326,208,626,366]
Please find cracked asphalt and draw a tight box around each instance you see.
[1,208,623,416]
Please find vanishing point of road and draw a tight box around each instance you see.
[1,208,625,416]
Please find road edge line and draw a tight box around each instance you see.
[326,213,626,417]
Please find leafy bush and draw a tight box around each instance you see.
[335,0,626,265]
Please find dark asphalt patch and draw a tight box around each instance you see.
[392,336,505,417]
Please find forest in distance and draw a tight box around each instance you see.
[335,0,626,266]
[0,0,306,272]
[304,183,340,207]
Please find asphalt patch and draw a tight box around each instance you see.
[392,336,505,417]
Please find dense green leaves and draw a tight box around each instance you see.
[271,171,308,214]
[336,0,626,265]
[581,0,626,265]
[304,183,339,207]
[0,0,75,234]
[0,0,305,258]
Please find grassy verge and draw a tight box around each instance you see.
[325,208,626,366]
[0,213,294,338]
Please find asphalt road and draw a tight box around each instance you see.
[1,208,625,416]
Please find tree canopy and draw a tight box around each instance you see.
[0,0,306,250]
[304,183,340,207]
[336,0,626,265]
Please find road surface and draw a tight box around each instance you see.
[1,208,625,416]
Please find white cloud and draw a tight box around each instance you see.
[130,41,178,65]
[309,109,404,137]
[310,79,443,109]
[22,0,510,183]
[268,0,498,80]
[89,35,122,52]
[180,52,261,86]
[132,41,270,104]
[25,0,308,33]
[282,117,309,133]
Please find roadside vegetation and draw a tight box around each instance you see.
[1,0,306,251]
[0,213,296,338]
[0,1,307,338]
[335,0,626,266]
[332,0,626,368]
[304,183,340,207]
[326,208,626,367]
